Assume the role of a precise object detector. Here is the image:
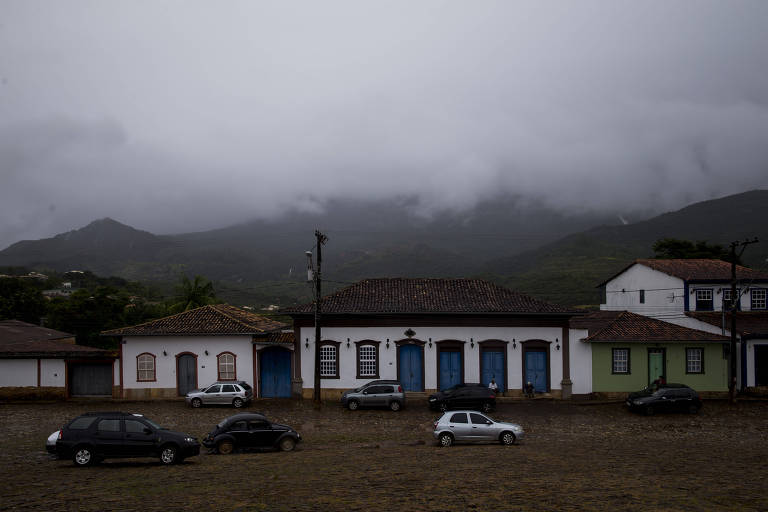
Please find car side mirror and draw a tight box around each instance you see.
[363,391,368,395]
[486,421,492,425]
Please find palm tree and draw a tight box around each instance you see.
[169,275,217,313]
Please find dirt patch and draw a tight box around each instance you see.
[1,399,766,511]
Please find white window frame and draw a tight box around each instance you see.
[358,345,377,377]
[751,289,766,310]
[612,348,629,374]
[320,344,338,378]
[695,289,713,311]
[686,348,703,374]
[217,352,236,381]
[137,353,156,382]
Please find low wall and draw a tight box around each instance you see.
[0,386,66,401]
[122,388,179,400]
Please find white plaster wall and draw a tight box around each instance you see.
[0,359,37,386]
[663,316,728,335]
[40,359,66,387]
[298,325,566,391]
[114,359,121,386]
[570,329,592,395]
[601,264,684,316]
[122,335,254,390]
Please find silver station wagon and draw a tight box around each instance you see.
[433,410,524,447]
[185,381,253,408]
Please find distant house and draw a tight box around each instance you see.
[572,311,729,397]
[282,278,590,399]
[0,320,117,398]
[599,258,768,390]
[102,304,292,400]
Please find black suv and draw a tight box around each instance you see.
[626,384,702,415]
[429,383,496,413]
[56,412,200,466]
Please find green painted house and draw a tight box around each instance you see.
[573,311,730,396]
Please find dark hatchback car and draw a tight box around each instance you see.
[626,384,702,415]
[203,413,301,454]
[56,412,200,466]
[429,383,496,413]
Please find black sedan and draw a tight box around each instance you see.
[626,384,702,415]
[203,413,301,454]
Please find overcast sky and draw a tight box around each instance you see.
[1,1,768,249]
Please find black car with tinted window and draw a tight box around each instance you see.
[626,384,702,415]
[56,412,200,466]
[428,383,496,413]
[203,413,301,454]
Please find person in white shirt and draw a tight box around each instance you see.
[488,379,498,393]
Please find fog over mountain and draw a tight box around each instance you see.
[2,1,768,250]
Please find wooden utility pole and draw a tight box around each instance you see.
[729,238,758,403]
[312,230,328,403]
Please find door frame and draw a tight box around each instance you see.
[478,339,508,392]
[647,347,666,386]
[435,340,465,390]
[395,339,425,392]
[175,352,198,396]
[258,346,293,398]
[521,339,551,392]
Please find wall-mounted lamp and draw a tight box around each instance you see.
[205,350,209,356]
[470,338,474,349]
[386,338,390,349]
[428,337,432,349]
[555,338,560,351]
[512,338,516,349]
[346,338,350,349]
[163,350,167,356]
[305,338,309,349]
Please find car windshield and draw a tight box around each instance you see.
[142,417,163,430]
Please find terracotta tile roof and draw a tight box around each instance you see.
[265,331,294,344]
[577,311,729,343]
[0,320,111,358]
[687,312,768,338]
[101,304,287,336]
[598,259,768,287]
[282,278,575,315]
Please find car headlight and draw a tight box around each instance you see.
[184,437,196,443]
[429,397,436,402]
[633,400,642,405]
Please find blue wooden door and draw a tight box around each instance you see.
[525,351,547,393]
[481,350,505,392]
[399,345,423,392]
[261,349,291,398]
[439,350,462,390]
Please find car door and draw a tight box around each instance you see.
[446,412,472,441]
[249,420,278,448]
[124,419,156,457]
[93,418,123,457]
[203,384,222,405]
[362,385,382,407]
[469,413,496,442]
[671,389,691,411]
[654,389,674,412]
[220,384,238,405]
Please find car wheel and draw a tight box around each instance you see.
[439,402,448,412]
[645,406,654,416]
[500,432,516,446]
[389,400,402,412]
[279,437,296,452]
[73,445,95,467]
[233,397,244,408]
[347,400,359,411]
[191,398,202,408]
[688,405,699,414]
[217,440,234,455]
[439,433,453,447]
[482,401,493,413]
[160,445,178,465]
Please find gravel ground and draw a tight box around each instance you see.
[1,398,767,511]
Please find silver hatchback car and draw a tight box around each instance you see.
[185,381,253,408]
[433,410,524,447]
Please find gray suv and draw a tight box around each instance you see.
[340,380,405,411]
[185,381,253,408]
